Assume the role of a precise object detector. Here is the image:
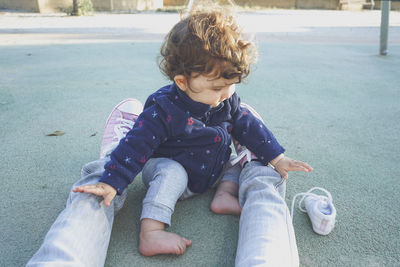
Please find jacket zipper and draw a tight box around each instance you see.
[208,126,228,187]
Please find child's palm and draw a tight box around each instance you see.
[72,182,117,207]
[275,157,313,179]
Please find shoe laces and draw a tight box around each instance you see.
[113,118,135,141]
[102,118,135,157]
[290,187,333,220]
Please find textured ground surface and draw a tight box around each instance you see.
[1,9,399,267]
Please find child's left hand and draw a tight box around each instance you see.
[270,154,313,179]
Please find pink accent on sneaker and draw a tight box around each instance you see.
[290,187,336,236]
[320,219,328,232]
[99,98,143,159]
[231,140,258,167]
[231,103,264,167]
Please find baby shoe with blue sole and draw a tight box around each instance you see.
[291,187,336,235]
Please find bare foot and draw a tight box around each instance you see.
[210,181,242,216]
[139,219,192,256]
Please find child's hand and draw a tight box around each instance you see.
[72,182,117,207]
[270,154,313,179]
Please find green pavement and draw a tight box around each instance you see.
[1,13,400,267]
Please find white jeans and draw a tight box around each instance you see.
[236,161,299,267]
[26,158,127,267]
[27,158,298,267]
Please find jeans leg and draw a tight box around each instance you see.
[27,158,127,267]
[235,161,299,267]
[140,158,188,226]
[220,161,241,184]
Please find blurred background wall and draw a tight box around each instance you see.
[0,0,398,13]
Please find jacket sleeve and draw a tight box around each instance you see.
[99,104,169,195]
[230,93,285,166]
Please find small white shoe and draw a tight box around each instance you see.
[291,187,336,235]
[99,99,143,159]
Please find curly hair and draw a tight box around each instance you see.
[159,5,257,83]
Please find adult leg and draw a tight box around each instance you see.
[27,158,127,267]
[139,158,192,256]
[235,161,298,267]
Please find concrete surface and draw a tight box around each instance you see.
[0,9,400,267]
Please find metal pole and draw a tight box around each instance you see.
[72,0,79,15]
[380,0,391,55]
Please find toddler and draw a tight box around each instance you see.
[74,5,312,256]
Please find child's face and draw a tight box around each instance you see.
[174,73,238,108]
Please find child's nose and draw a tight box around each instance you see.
[221,90,230,101]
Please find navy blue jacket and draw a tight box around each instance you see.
[100,83,285,194]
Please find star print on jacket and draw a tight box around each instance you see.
[100,83,284,195]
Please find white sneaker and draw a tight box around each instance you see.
[99,99,143,159]
[290,187,336,235]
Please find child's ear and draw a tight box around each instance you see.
[174,75,188,91]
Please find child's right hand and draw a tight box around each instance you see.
[72,182,117,207]
[270,154,313,179]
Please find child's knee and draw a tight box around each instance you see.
[159,160,187,182]
[143,158,188,189]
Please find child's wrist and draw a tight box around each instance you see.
[269,153,284,168]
